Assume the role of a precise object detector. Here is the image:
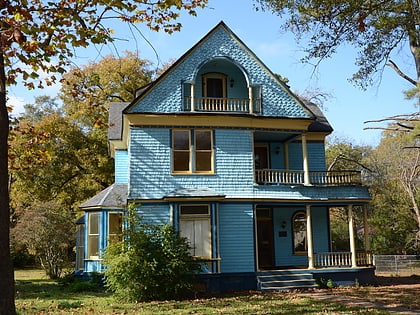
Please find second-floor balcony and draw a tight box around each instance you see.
[184,96,262,114]
[255,169,362,186]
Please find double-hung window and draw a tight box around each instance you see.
[87,212,99,259]
[172,129,213,173]
[179,205,211,258]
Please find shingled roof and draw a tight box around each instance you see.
[79,183,128,209]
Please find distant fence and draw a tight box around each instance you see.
[374,255,420,276]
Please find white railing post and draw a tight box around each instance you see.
[190,83,195,112]
[306,205,314,269]
[248,86,254,114]
[348,205,357,268]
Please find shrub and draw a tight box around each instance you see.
[103,206,202,302]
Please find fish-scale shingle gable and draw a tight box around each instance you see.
[125,21,312,119]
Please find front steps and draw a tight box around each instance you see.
[257,270,318,291]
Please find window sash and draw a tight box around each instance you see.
[75,224,85,270]
[88,213,99,259]
[179,205,211,258]
[172,129,213,173]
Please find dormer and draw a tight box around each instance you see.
[183,57,261,114]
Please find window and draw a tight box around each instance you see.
[75,223,85,270]
[172,129,213,173]
[88,212,99,259]
[179,205,211,258]
[292,211,307,254]
[108,212,123,244]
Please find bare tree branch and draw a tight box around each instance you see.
[386,59,418,86]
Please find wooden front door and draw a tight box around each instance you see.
[256,208,274,269]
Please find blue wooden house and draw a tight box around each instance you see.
[76,22,374,292]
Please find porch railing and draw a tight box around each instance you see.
[314,251,373,268]
[255,170,362,186]
[184,96,261,113]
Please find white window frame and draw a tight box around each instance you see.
[179,205,211,259]
[87,212,100,259]
[172,129,214,174]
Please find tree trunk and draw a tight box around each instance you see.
[0,46,16,314]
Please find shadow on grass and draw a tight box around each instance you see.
[16,279,391,314]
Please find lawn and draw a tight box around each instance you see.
[14,269,405,315]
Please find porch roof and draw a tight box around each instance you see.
[79,183,128,209]
[250,184,371,203]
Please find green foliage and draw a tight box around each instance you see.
[58,272,103,293]
[255,0,420,91]
[316,278,335,289]
[103,206,202,302]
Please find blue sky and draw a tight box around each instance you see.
[8,0,418,146]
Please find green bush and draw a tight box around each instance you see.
[103,206,202,302]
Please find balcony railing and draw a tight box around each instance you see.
[255,170,362,186]
[314,251,373,268]
[184,97,261,113]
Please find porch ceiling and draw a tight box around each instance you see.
[254,131,299,142]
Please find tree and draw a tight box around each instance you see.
[11,201,74,279]
[60,51,155,129]
[1,1,207,313]
[255,0,419,89]
[9,51,158,278]
[255,0,420,131]
[325,139,373,252]
[366,124,420,253]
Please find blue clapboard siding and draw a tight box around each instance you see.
[114,150,129,184]
[218,203,255,273]
[135,204,170,225]
[273,206,329,267]
[129,128,254,200]
[128,25,311,119]
[288,142,326,171]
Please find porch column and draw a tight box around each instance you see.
[306,205,314,269]
[301,133,310,185]
[190,82,195,112]
[348,205,357,268]
[248,86,254,114]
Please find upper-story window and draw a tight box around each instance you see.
[203,73,226,98]
[172,129,213,174]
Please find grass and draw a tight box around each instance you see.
[14,269,401,315]
[331,275,420,311]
